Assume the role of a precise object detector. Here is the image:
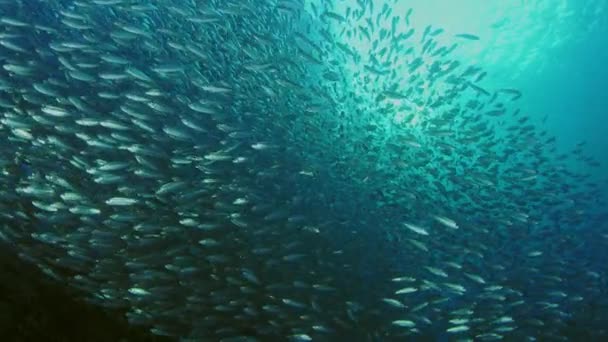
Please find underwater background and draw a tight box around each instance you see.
[0,0,607,341]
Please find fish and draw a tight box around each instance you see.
[0,0,604,341]
[447,325,470,333]
[403,222,430,235]
[382,298,406,308]
[454,33,480,40]
[395,287,418,295]
[392,320,416,328]
[105,197,138,206]
[432,215,459,229]
[323,11,346,23]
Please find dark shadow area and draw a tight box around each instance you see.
[0,242,173,342]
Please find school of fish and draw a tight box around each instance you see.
[0,0,607,340]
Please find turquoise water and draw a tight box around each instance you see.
[0,0,606,340]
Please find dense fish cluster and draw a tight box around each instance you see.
[0,0,607,340]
